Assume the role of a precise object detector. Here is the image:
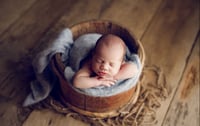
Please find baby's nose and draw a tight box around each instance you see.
[100,63,109,71]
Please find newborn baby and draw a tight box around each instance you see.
[73,34,139,89]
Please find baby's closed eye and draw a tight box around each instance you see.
[96,58,103,63]
[109,63,115,67]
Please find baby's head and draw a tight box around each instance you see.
[91,34,126,77]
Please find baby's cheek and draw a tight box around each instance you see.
[112,68,120,76]
[92,64,99,73]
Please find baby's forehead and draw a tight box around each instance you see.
[97,34,126,49]
[94,53,123,62]
[101,34,123,43]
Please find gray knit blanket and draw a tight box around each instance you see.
[23,28,142,106]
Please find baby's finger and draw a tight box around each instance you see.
[101,80,115,87]
[99,77,117,82]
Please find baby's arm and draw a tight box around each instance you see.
[73,62,116,89]
[114,62,138,80]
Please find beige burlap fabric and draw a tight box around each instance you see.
[33,65,170,126]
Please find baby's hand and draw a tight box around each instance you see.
[96,76,117,87]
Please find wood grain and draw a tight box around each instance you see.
[100,0,163,38]
[163,35,199,126]
[0,95,32,126]
[22,109,89,126]
[141,0,199,125]
[0,0,37,35]
[0,0,78,88]
[53,0,107,28]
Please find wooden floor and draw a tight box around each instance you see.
[0,0,199,126]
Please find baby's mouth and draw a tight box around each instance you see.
[98,71,106,76]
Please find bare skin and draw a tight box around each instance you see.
[73,34,138,89]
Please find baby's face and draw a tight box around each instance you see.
[91,43,124,78]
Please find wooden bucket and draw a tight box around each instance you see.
[50,20,145,118]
